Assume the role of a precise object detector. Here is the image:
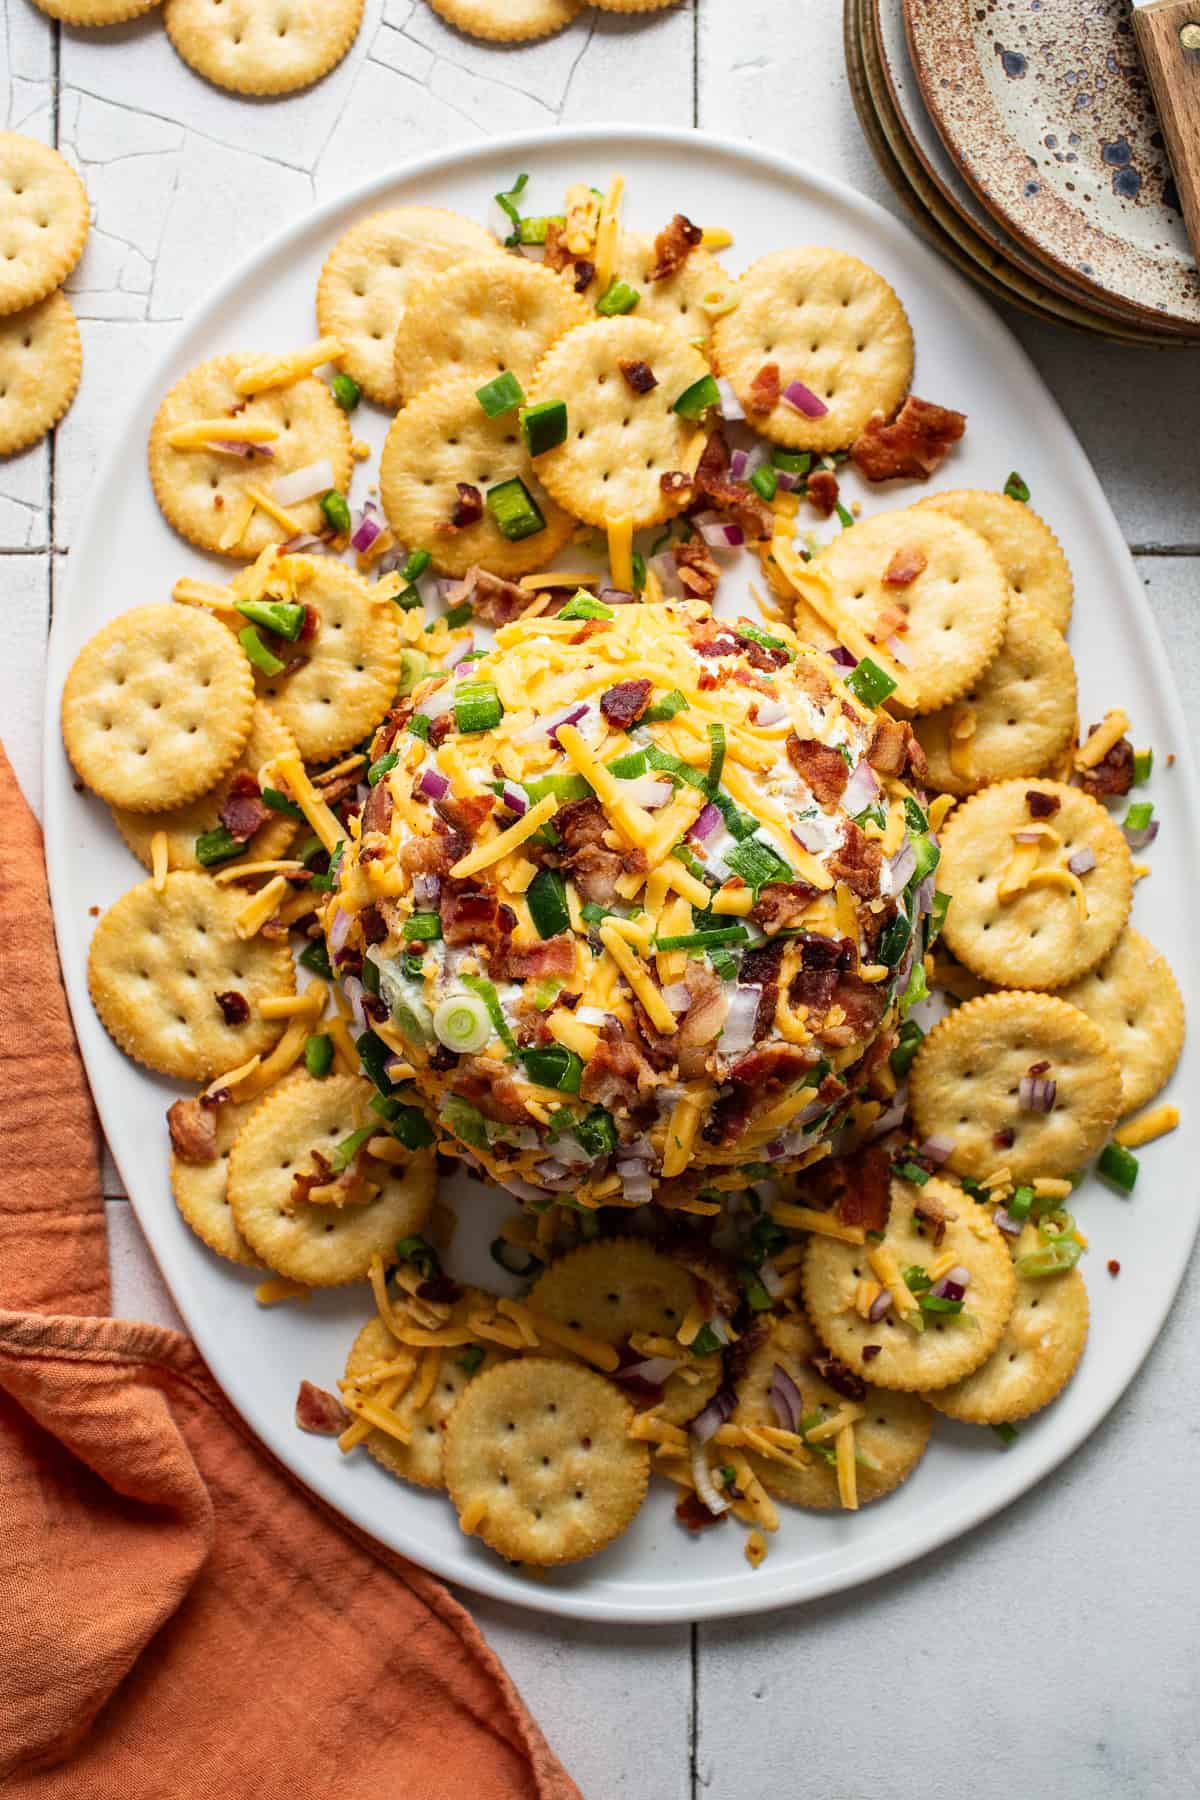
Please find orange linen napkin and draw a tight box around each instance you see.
[0,743,579,1800]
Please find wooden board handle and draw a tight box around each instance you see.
[1133,0,1200,266]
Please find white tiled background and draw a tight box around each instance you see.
[5,3,1199,1793]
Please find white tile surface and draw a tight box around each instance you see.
[8,6,1200,1792]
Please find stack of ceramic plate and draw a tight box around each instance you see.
[845,0,1200,346]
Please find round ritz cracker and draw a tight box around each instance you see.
[526,315,712,530]
[171,1095,258,1268]
[937,778,1133,990]
[148,352,352,561]
[62,602,255,814]
[244,556,403,762]
[88,870,295,1081]
[443,1355,651,1566]
[391,256,588,409]
[111,700,298,874]
[379,370,575,580]
[927,1224,1089,1424]
[711,246,913,452]
[733,1313,932,1507]
[343,1295,506,1491]
[163,0,364,97]
[909,990,1122,1183]
[571,230,724,347]
[1060,927,1185,1117]
[801,1176,1017,1392]
[427,0,582,42]
[916,488,1074,634]
[0,289,82,456]
[316,206,505,411]
[812,507,1009,714]
[0,134,88,317]
[529,1238,723,1428]
[593,0,682,10]
[915,595,1077,796]
[227,1071,434,1286]
[31,0,160,19]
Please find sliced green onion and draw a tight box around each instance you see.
[461,974,517,1055]
[893,1160,931,1186]
[903,1264,932,1293]
[330,1125,375,1174]
[1123,800,1154,832]
[992,1422,1020,1447]
[307,841,344,894]
[1015,1237,1083,1277]
[1007,1185,1035,1223]
[476,370,525,418]
[1004,471,1030,504]
[655,926,748,950]
[304,1033,334,1079]
[330,371,360,412]
[525,771,592,805]
[236,597,306,641]
[890,1019,924,1080]
[771,448,811,474]
[642,688,689,723]
[356,1028,398,1094]
[454,681,503,734]
[708,945,737,980]
[396,1234,441,1279]
[388,1104,434,1150]
[260,785,304,821]
[558,590,615,621]
[238,625,286,677]
[749,465,777,502]
[494,171,529,247]
[705,721,726,794]
[320,489,352,534]
[361,957,381,999]
[490,1236,544,1277]
[520,1043,584,1094]
[403,911,442,942]
[690,1323,722,1357]
[928,890,951,945]
[402,548,432,583]
[298,938,333,979]
[670,842,707,881]
[521,398,568,457]
[898,958,928,1015]
[631,551,647,591]
[433,993,492,1055]
[367,750,400,787]
[458,1344,485,1374]
[531,977,562,1012]
[580,901,611,926]
[442,602,474,630]
[408,713,431,742]
[644,742,707,792]
[738,621,793,661]
[527,867,571,939]
[518,214,563,246]
[724,837,792,894]
[397,650,430,698]
[711,789,758,840]
[672,374,721,420]
[919,1292,964,1315]
[608,749,648,779]
[194,825,242,867]
[903,796,928,834]
[390,990,434,1046]
[596,279,640,316]
[741,1268,773,1312]
[910,833,941,883]
[486,476,545,541]
[1132,747,1153,785]
[844,656,897,708]
[1097,1140,1139,1193]
[834,499,855,530]
[574,1105,617,1157]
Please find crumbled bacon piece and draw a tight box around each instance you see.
[660,470,692,496]
[739,941,784,1041]
[618,357,657,394]
[851,395,967,482]
[551,796,647,904]
[833,1145,892,1234]
[883,546,927,587]
[219,770,270,843]
[692,434,774,541]
[1077,733,1134,799]
[647,212,702,281]
[787,733,849,808]
[314,768,361,809]
[828,820,882,899]
[542,220,573,272]
[451,1056,528,1125]
[580,1017,659,1110]
[806,469,840,517]
[862,1344,881,1362]
[572,259,595,293]
[288,1149,334,1209]
[503,933,577,982]
[674,962,730,1081]
[674,540,721,601]
[747,361,781,415]
[1026,789,1062,819]
[397,824,465,880]
[440,881,516,961]
[675,1489,728,1532]
[299,601,320,642]
[752,881,820,936]
[466,566,529,627]
[726,1043,817,1094]
[436,792,494,838]
[295,1381,349,1436]
[867,714,913,777]
[214,990,249,1026]
[166,1097,218,1165]
[359,903,387,947]
[441,482,483,531]
[600,678,652,730]
[810,1352,866,1401]
[361,779,393,838]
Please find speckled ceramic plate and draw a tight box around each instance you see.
[852,0,1191,347]
[905,0,1200,329]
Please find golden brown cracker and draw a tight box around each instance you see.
[0,290,82,455]
[227,1071,434,1286]
[527,315,711,528]
[427,0,582,40]
[317,207,505,410]
[443,1356,650,1565]
[579,231,723,347]
[938,779,1133,989]
[171,1095,258,1267]
[379,370,575,578]
[32,0,160,18]
[917,488,1073,633]
[909,990,1123,1182]
[148,353,352,560]
[392,256,588,406]
[915,596,1077,796]
[1059,928,1185,1116]
[62,603,255,813]
[0,134,88,316]
[163,0,364,95]
[88,871,294,1080]
[801,1177,1016,1391]
[712,246,913,451]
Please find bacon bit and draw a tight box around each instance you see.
[747,362,781,415]
[659,470,692,496]
[867,714,910,776]
[215,990,249,1026]
[1107,1259,1121,1276]
[648,212,703,282]
[600,678,652,730]
[440,482,483,532]
[452,1056,529,1126]
[1027,1059,1052,1077]
[806,468,840,517]
[993,1126,1016,1149]
[618,357,657,395]
[359,903,387,947]
[752,880,821,936]
[882,546,928,587]
[295,1380,349,1436]
[1026,789,1061,819]
[288,1149,334,1209]
[361,779,394,839]
[674,540,722,601]
[219,770,271,843]
[572,258,595,293]
[1078,732,1134,799]
[542,220,574,273]
[787,733,849,808]
[88,904,100,916]
[213,493,225,511]
[834,1145,892,1234]
[300,602,320,642]
[694,431,774,540]
[503,933,577,982]
[675,1488,728,1532]
[550,796,647,904]
[166,1097,219,1165]
[468,567,528,627]
[440,882,516,961]
[828,820,883,899]
[861,1344,882,1362]
[851,395,967,482]
[580,1017,659,1109]
[810,1352,866,1401]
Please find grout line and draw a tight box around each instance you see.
[1131,545,1200,559]
[689,1620,699,1797]
[691,0,699,129]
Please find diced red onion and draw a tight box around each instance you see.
[994,1208,1022,1238]
[885,840,917,896]
[621,774,675,810]
[327,906,352,954]
[648,552,686,601]
[759,1259,786,1299]
[662,982,692,1014]
[598,588,635,605]
[618,1161,654,1206]
[415,683,454,723]
[546,701,590,745]
[841,758,879,816]
[830,646,858,669]
[691,1385,736,1444]
[342,976,368,1034]
[773,467,801,492]
[350,511,382,554]
[754,697,788,728]
[933,1265,970,1298]
[497,781,527,816]
[715,375,745,422]
[271,457,335,508]
[694,511,746,550]
[622,1354,682,1386]
[915,872,936,918]
[764,1136,789,1161]
[867,1097,908,1140]
[783,379,829,419]
[769,1362,803,1433]
[279,530,325,553]
[1123,819,1159,850]
[729,447,750,482]
[417,767,450,802]
[868,1289,893,1322]
[689,802,722,842]
[884,633,912,668]
[791,818,826,854]
[917,1134,954,1166]
[374,543,409,576]
[412,872,441,907]
[204,437,276,460]
[720,986,761,1059]
[1067,847,1097,876]
[1018,1074,1057,1114]
[690,1437,731,1516]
